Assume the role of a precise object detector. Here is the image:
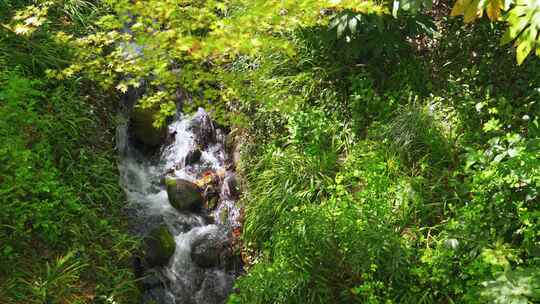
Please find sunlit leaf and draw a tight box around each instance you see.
[500,0,540,64]
[452,0,510,22]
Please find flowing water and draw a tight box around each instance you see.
[117,107,241,304]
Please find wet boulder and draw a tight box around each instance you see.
[131,106,167,147]
[191,225,232,268]
[185,149,202,166]
[139,269,164,290]
[166,178,204,211]
[194,270,234,304]
[223,173,239,200]
[207,196,219,210]
[190,108,216,149]
[144,225,176,267]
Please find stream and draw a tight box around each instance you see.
[117,104,242,304]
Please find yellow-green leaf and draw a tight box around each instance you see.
[486,0,503,20]
[451,0,469,16]
[464,0,483,23]
[516,42,532,64]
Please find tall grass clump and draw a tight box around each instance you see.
[234,140,419,303]
[242,107,346,247]
[19,251,87,304]
[384,102,452,170]
[242,146,336,249]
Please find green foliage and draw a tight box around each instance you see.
[451,0,540,64]
[43,0,400,124]
[0,2,138,302]
[235,142,414,304]
[0,72,73,244]
[451,0,511,22]
[242,145,336,249]
[20,251,87,304]
[392,0,433,15]
[0,0,109,73]
[479,267,540,303]
[2,0,540,303]
[383,102,452,168]
[500,1,540,64]
[229,3,540,302]
[0,69,138,303]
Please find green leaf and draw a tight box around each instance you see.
[348,15,358,33]
[516,36,533,64]
[483,118,502,132]
[499,1,540,64]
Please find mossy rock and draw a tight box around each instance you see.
[207,196,219,210]
[225,132,236,153]
[131,106,167,147]
[219,207,229,224]
[144,225,175,267]
[166,178,204,211]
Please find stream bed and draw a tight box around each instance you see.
[117,106,242,304]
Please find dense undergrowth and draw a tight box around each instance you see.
[0,1,138,303]
[228,17,540,304]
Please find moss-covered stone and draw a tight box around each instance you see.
[207,196,219,210]
[144,225,175,267]
[131,106,166,147]
[166,178,204,211]
[219,207,229,224]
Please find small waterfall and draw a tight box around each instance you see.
[118,107,242,304]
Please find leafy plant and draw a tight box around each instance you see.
[0,28,138,302]
[20,251,87,304]
[451,0,540,64]
[479,267,540,304]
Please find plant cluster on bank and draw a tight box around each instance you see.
[228,15,540,304]
[1,1,138,303]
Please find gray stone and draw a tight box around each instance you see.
[194,270,234,304]
[190,226,232,268]
[142,286,175,304]
[223,173,239,199]
[190,108,216,148]
[140,270,164,290]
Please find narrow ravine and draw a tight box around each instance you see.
[117,104,242,304]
